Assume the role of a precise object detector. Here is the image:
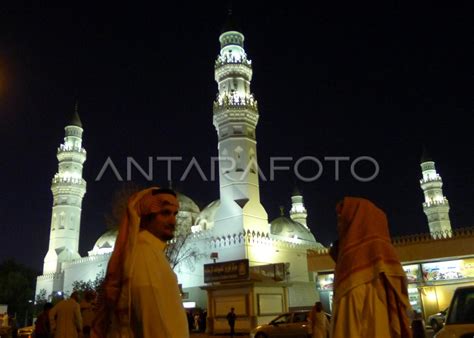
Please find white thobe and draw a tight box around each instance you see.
[49,298,82,338]
[331,278,396,338]
[130,230,189,338]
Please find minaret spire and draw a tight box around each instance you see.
[419,149,452,237]
[42,105,87,275]
[212,14,268,239]
[289,187,309,229]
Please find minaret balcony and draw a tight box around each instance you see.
[58,144,86,153]
[423,197,449,208]
[213,96,258,115]
[215,55,252,68]
[52,176,86,188]
[420,174,441,184]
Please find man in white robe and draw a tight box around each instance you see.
[50,291,82,338]
[92,187,189,338]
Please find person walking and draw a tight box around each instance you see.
[80,290,96,338]
[309,301,329,338]
[226,307,236,337]
[35,302,53,338]
[49,291,82,338]
[411,310,427,338]
[329,197,413,338]
[91,187,189,338]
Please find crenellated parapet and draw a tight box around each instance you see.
[51,176,87,195]
[57,147,86,163]
[393,226,474,243]
[213,93,258,115]
[209,229,324,250]
[63,252,112,266]
[423,197,449,208]
[37,271,64,281]
[420,174,441,185]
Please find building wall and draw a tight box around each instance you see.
[62,254,109,294]
[307,228,474,320]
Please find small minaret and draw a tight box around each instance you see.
[212,12,268,238]
[43,105,87,273]
[419,148,452,237]
[289,187,308,228]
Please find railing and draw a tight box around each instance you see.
[213,94,258,114]
[58,144,86,153]
[52,176,86,185]
[420,174,441,184]
[422,197,448,207]
[215,55,252,68]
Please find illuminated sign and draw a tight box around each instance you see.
[421,258,474,281]
[403,264,421,283]
[250,263,286,281]
[316,273,334,290]
[204,259,249,283]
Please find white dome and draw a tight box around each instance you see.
[89,192,200,256]
[270,216,317,243]
[177,192,200,214]
[90,228,118,255]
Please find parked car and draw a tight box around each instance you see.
[434,285,474,338]
[428,307,448,332]
[17,325,34,338]
[250,310,331,338]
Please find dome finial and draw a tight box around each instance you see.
[279,206,285,216]
[221,1,241,34]
[420,145,432,163]
[69,100,83,128]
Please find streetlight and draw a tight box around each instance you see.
[24,300,32,327]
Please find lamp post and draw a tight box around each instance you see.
[24,300,32,327]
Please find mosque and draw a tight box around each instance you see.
[35,16,471,333]
[35,18,327,332]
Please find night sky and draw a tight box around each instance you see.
[1,3,473,273]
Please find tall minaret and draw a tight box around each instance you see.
[419,148,452,237]
[43,106,87,273]
[289,187,308,228]
[212,13,268,240]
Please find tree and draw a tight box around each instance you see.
[0,259,37,326]
[71,272,105,299]
[166,223,203,270]
[104,182,143,229]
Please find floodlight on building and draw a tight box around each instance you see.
[210,252,218,263]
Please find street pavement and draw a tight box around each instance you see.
[191,327,436,338]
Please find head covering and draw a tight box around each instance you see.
[333,197,412,337]
[92,186,175,338]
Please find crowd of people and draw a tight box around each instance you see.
[26,188,428,338]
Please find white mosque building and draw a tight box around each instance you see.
[35,16,453,332]
[36,19,326,316]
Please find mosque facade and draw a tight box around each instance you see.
[35,22,325,321]
[36,17,467,331]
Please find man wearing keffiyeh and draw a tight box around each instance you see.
[91,187,189,338]
[330,197,413,338]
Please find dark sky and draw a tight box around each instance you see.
[0,3,473,273]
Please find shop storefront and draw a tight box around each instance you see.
[314,256,474,320]
[315,272,334,314]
